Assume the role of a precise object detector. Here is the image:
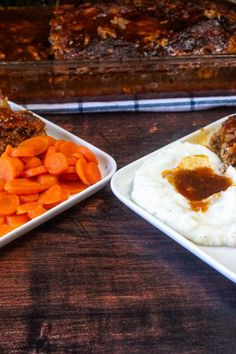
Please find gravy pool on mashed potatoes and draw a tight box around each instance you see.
[131,142,236,246]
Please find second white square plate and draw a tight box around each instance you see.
[111,114,236,283]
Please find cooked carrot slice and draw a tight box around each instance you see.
[0,216,5,226]
[37,174,58,187]
[28,204,47,219]
[0,156,18,182]
[0,224,16,237]
[23,165,48,178]
[24,157,42,170]
[19,135,51,156]
[75,157,90,185]
[59,172,80,181]
[0,178,5,192]
[54,139,66,151]
[19,193,39,203]
[44,147,68,175]
[2,145,13,156]
[17,201,40,215]
[10,146,35,157]
[76,145,98,164]
[6,214,30,227]
[0,192,20,216]
[59,180,87,195]
[67,157,77,166]
[59,141,79,157]
[38,184,69,205]
[86,162,102,184]
[11,157,24,176]
[5,178,48,194]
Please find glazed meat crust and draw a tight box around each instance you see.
[0,97,46,154]
[209,116,236,169]
[50,0,236,59]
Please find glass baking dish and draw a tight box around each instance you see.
[0,1,236,104]
[0,55,235,104]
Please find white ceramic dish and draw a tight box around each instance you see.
[0,102,117,248]
[111,113,236,283]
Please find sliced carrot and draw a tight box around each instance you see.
[44,147,68,175]
[0,178,5,191]
[24,157,42,170]
[66,166,76,174]
[28,204,47,219]
[19,193,39,203]
[59,141,79,157]
[75,157,90,185]
[0,192,20,216]
[6,214,30,227]
[0,216,5,226]
[10,145,35,157]
[2,145,13,156]
[0,156,18,182]
[37,174,58,187]
[86,162,102,184]
[23,165,48,178]
[0,224,16,237]
[11,157,24,176]
[54,139,66,151]
[17,201,40,215]
[67,157,77,166]
[19,135,51,156]
[5,178,48,194]
[76,145,98,164]
[59,180,87,195]
[59,172,80,181]
[38,184,69,205]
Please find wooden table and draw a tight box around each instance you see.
[0,107,236,353]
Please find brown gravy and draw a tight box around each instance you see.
[163,167,232,212]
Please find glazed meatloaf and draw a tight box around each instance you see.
[209,116,236,169]
[0,7,52,61]
[50,0,236,59]
[0,97,46,154]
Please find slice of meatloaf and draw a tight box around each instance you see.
[209,116,236,169]
[50,0,236,60]
[0,97,46,155]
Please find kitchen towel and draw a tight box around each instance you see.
[23,95,236,114]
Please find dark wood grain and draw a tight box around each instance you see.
[0,107,236,354]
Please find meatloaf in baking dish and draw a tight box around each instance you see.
[0,7,52,61]
[50,0,236,59]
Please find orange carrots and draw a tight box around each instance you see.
[0,192,19,216]
[37,174,58,187]
[6,214,30,227]
[23,165,47,178]
[75,157,91,185]
[19,193,39,203]
[38,184,69,205]
[0,135,101,237]
[18,135,53,156]
[5,179,48,195]
[77,145,98,164]
[44,147,68,175]
[24,157,42,170]
[10,145,35,157]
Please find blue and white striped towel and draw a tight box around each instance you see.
[23,95,236,114]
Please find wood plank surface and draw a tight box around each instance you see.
[0,107,235,353]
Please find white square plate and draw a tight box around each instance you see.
[0,102,117,248]
[111,113,236,283]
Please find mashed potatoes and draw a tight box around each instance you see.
[131,142,236,246]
